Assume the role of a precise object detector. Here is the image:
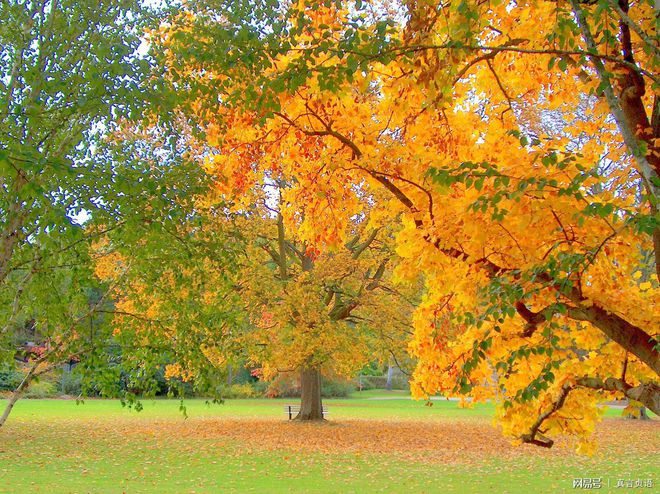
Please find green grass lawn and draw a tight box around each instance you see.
[5,390,630,421]
[0,393,657,493]
[4,393,498,421]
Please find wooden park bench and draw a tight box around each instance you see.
[284,404,329,420]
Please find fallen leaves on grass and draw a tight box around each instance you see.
[5,415,656,466]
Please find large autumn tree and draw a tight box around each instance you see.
[225,190,414,420]
[96,175,413,419]
[158,0,658,450]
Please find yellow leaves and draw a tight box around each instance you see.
[92,237,127,282]
[200,345,227,367]
[201,154,221,175]
[409,381,429,401]
[164,363,183,380]
[235,213,408,381]
[575,439,597,457]
[457,398,474,409]
[493,383,607,455]
[638,281,652,291]
[621,403,644,419]
[93,250,125,282]
[164,363,196,383]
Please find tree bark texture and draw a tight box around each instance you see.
[295,367,324,421]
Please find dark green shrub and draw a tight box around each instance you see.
[0,364,23,391]
[231,366,257,385]
[251,380,269,396]
[266,375,354,398]
[355,375,410,391]
[321,378,354,397]
[59,372,83,396]
[362,375,389,389]
[390,375,410,391]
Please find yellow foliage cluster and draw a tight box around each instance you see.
[235,215,413,382]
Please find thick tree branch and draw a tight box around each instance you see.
[606,0,660,59]
[569,0,660,221]
[336,43,658,84]
[276,211,288,280]
[563,301,660,377]
[515,301,551,337]
[576,376,659,416]
[351,228,379,259]
[366,258,388,291]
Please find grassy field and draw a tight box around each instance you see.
[0,392,657,493]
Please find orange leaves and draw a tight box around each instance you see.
[164,363,195,383]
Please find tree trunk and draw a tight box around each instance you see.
[227,364,233,386]
[295,368,324,421]
[0,389,22,429]
[626,405,650,420]
[386,363,394,391]
[0,361,39,428]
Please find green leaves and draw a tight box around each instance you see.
[0,1,194,421]
[583,202,615,218]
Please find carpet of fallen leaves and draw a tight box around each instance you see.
[149,418,659,460]
[6,415,657,465]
